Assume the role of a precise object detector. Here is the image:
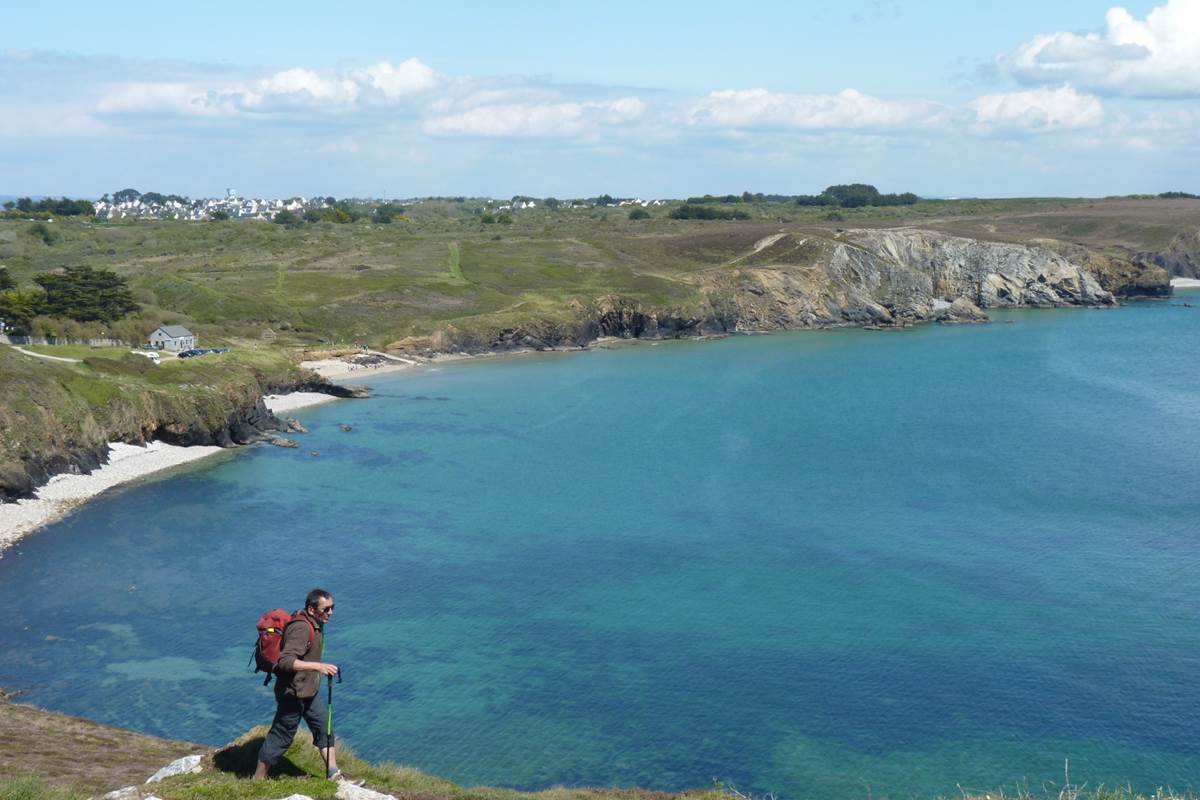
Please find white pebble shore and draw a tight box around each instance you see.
[0,392,342,556]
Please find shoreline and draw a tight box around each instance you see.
[0,441,226,557]
[1170,277,1200,288]
[262,391,343,412]
[1,294,1185,554]
[0,393,342,556]
[0,345,630,552]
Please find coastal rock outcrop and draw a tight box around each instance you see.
[151,397,287,448]
[1036,239,1171,297]
[0,362,354,503]
[385,227,1149,359]
[933,298,990,324]
[1145,228,1200,279]
[146,754,204,783]
[712,228,1117,331]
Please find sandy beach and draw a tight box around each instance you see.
[1170,277,1200,288]
[0,392,353,555]
[299,350,421,380]
[0,441,225,556]
[262,391,342,413]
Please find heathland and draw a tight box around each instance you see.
[1,196,1195,349]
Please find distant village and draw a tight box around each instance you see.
[88,189,669,222]
[92,189,319,222]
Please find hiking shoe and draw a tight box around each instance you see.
[328,770,364,786]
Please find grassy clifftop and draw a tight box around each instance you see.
[0,344,319,500]
[0,702,730,800]
[1,702,1193,800]
[0,197,1193,350]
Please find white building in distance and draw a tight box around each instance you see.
[147,325,196,352]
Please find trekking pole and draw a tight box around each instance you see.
[325,668,342,778]
[325,673,333,778]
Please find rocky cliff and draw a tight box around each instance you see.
[388,227,1164,355]
[1146,228,1200,279]
[0,350,349,502]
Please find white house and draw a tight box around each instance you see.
[148,325,196,352]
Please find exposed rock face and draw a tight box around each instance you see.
[585,294,735,340]
[934,298,991,324]
[1038,239,1171,297]
[719,228,1115,331]
[1147,228,1200,279]
[863,228,1115,308]
[151,398,287,448]
[1,375,350,503]
[0,446,110,502]
[387,227,1160,357]
[265,378,366,399]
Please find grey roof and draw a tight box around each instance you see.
[156,325,193,338]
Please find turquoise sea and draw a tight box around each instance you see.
[3,295,1200,798]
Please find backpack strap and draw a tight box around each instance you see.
[287,611,318,657]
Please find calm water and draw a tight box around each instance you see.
[3,296,1200,798]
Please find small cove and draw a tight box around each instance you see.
[3,296,1200,798]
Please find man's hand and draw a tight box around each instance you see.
[293,659,340,676]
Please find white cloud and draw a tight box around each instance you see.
[96,59,440,117]
[970,85,1105,132]
[1006,0,1200,96]
[0,102,105,137]
[96,82,219,116]
[429,87,562,114]
[424,97,645,137]
[352,59,440,102]
[247,68,361,109]
[686,88,946,130]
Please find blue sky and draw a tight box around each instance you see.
[3,0,1197,198]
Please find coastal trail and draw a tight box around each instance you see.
[724,231,789,266]
[448,241,466,282]
[10,346,82,363]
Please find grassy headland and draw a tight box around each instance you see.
[0,701,733,800]
[0,344,323,500]
[0,196,1193,496]
[0,702,1194,800]
[1,197,1195,351]
[0,194,1193,498]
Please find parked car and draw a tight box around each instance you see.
[177,347,231,359]
[130,350,161,363]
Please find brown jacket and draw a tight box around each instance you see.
[274,610,324,699]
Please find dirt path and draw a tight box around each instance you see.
[10,346,82,363]
[724,231,788,266]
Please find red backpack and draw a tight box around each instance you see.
[253,609,315,686]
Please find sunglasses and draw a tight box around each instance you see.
[315,604,335,613]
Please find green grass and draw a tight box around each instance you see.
[3,704,1198,800]
[3,197,1191,350]
[0,777,88,800]
[0,195,1192,355]
[21,345,131,359]
[4,725,1198,800]
[0,343,315,494]
[448,242,466,282]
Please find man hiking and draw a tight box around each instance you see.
[254,588,349,781]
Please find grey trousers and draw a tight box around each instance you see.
[257,691,331,766]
